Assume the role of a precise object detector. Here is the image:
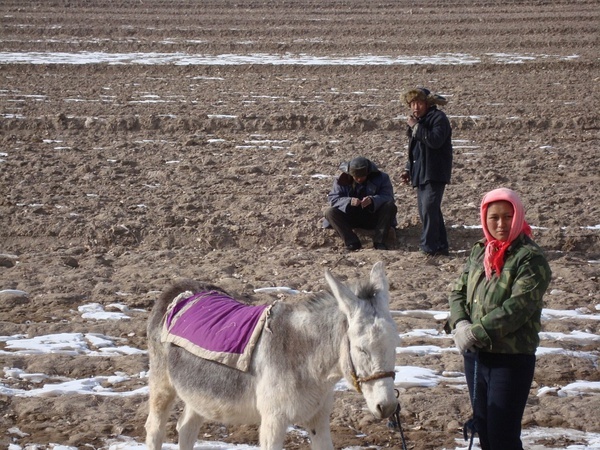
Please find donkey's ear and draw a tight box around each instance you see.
[325,269,359,318]
[370,261,388,292]
[370,261,391,313]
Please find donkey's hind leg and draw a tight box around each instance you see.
[145,371,177,450]
[177,404,204,450]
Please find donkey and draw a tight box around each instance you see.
[145,261,400,450]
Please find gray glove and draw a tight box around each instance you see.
[453,320,480,354]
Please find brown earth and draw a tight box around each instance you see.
[0,1,599,449]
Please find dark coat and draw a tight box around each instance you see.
[407,106,453,186]
[323,159,396,228]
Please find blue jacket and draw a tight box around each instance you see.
[323,159,396,228]
[406,106,453,186]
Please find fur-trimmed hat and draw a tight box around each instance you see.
[403,87,448,107]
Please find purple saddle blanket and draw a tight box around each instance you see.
[161,290,270,372]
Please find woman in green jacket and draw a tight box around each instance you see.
[448,188,552,450]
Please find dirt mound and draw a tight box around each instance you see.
[1,1,598,449]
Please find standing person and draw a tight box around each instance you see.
[400,87,453,256]
[448,188,552,450]
[323,156,397,251]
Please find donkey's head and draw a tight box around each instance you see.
[325,261,400,419]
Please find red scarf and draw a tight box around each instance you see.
[480,188,532,279]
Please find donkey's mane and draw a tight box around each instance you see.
[302,290,336,313]
[352,279,378,302]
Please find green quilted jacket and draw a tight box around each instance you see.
[448,233,552,354]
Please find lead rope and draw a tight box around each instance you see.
[386,389,408,450]
[463,356,479,450]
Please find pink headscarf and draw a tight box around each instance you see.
[480,188,532,279]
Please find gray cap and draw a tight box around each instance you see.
[349,157,369,178]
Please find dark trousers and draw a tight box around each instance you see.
[464,352,536,450]
[416,182,448,254]
[324,201,397,246]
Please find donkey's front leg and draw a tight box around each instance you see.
[304,391,335,450]
[258,415,287,450]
